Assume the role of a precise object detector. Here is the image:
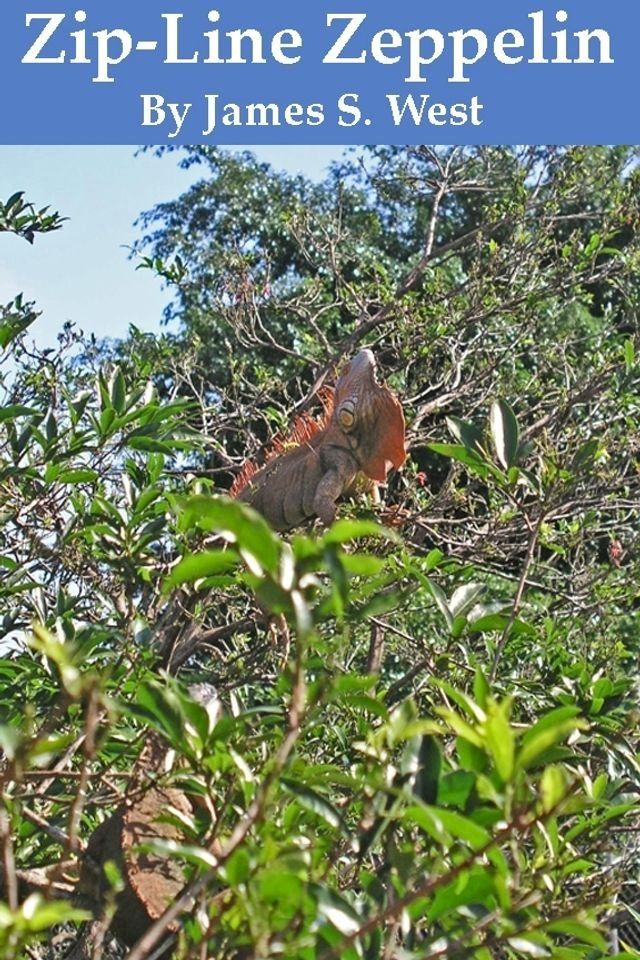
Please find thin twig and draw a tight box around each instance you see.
[21,806,80,850]
[0,806,17,909]
[490,511,545,682]
[66,687,99,854]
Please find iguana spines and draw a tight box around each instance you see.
[230,390,332,501]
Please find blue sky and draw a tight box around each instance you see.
[0,146,343,348]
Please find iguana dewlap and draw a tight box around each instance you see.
[233,349,406,531]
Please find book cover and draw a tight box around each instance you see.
[0,4,638,959]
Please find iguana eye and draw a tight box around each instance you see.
[339,405,355,430]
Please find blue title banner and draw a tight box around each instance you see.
[0,1,634,144]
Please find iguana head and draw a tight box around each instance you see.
[333,349,407,483]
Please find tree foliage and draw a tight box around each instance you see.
[0,147,639,959]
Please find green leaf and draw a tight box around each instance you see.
[28,626,82,698]
[591,773,608,800]
[437,682,486,722]
[99,407,116,437]
[134,682,185,746]
[426,579,453,630]
[258,868,304,906]
[506,936,551,957]
[109,367,126,414]
[179,495,280,576]
[484,704,514,783]
[582,232,602,260]
[223,847,251,885]
[323,544,347,621]
[310,885,362,936]
[0,725,22,760]
[446,416,484,453]
[19,895,91,932]
[4,190,24,211]
[411,735,441,804]
[56,469,99,485]
[281,778,347,832]
[449,583,485,618]
[426,806,492,850]
[437,770,476,808]
[428,442,493,479]
[340,553,386,576]
[163,550,240,591]
[402,804,449,844]
[437,709,483,748]
[470,615,535,636]
[545,919,607,950]
[127,436,175,454]
[424,548,444,570]
[342,693,389,719]
[140,838,217,870]
[354,587,407,619]
[623,338,635,372]
[0,314,37,348]
[564,802,636,842]
[473,668,490,710]
[428,867,496,922]
[0,404,38,422]
[322,519,399,545]
[540,765,569,812]
[490,399,520,469]
[571,438,600,472]
[43,408,57,442]
[516,707,583,771]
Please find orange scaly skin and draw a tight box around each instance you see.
[233,350,406,531]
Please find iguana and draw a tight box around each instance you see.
[231,349,407,531]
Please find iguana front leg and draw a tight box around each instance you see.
[313,469,343,525]
[313,464,354,526]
